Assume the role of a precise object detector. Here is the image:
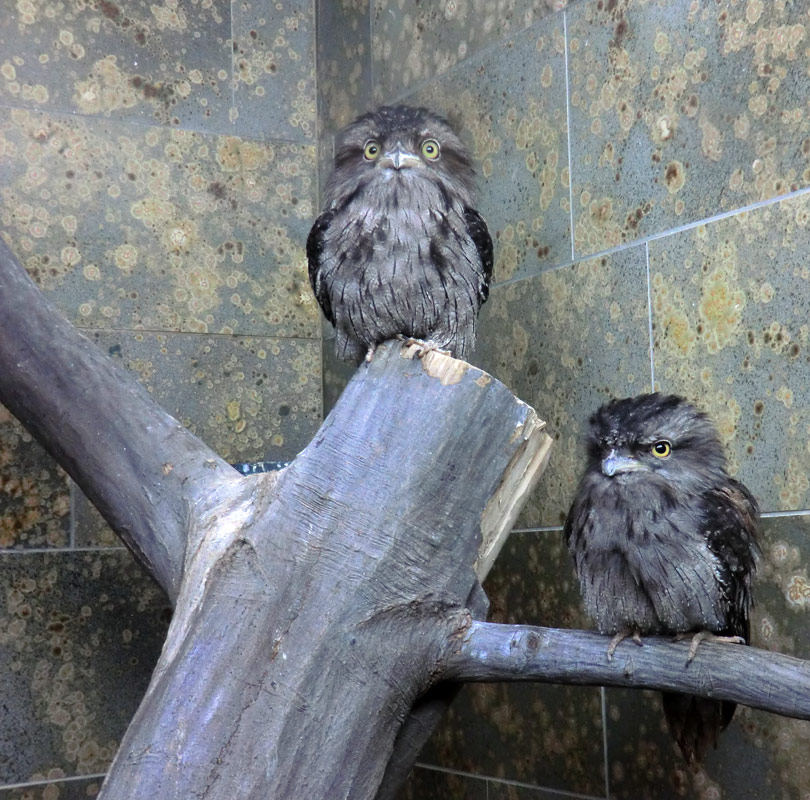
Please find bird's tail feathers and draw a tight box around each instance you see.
[661,691,735,764]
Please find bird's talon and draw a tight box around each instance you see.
[607,630,642,662]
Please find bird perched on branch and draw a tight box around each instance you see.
[564,393,760,763]
[307,105,493,364]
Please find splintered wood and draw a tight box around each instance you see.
[396,340,553,581]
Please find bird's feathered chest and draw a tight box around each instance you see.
[566,473,728,635]
[323,172,472,284]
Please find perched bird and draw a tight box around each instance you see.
[307,104,493,364]
[564,393,760,763]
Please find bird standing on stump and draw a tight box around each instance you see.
[564,393,760,763]
[307,105,493,364]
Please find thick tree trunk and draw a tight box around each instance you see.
[97,344,550,798]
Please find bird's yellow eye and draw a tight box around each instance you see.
[363,140,380,160]
[651,440,672,458]
[421,139,440,160]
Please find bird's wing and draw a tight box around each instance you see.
[463,206,493,304]
[702,479,762,641]
[306,211,336,326]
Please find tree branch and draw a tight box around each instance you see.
[0,237,238,601]
[444,621,810,720]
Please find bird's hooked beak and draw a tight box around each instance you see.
[379,142,421,171]
[601,450,644,477]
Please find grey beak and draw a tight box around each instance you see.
[602,450,643,477]
[379,142,421,170]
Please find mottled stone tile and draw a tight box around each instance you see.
[487,780,600,799]
[568,0,810,256]
[474,244,651,528]
[486,530,587,631]
[408,19,571,281]
[88,330,321,462]
[0,406,69,549]
[371,0,568,103]
[421,682,604,795]
[0,550,170,784]
[232,0,316,142]
[71,487,117,551]
[0,1,231,130]
[72,329,321,546]
[606,513,810,799]
[399,767,488,800]
[0,777,102,799]
[316,0,372,135]
[419,533,602,795]
[606,692,810,800]
[322,339,357,417]
[0,109,319,337]
[754,514,810,662]
[650,193,810,512]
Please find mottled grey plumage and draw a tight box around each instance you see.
[307,105,492,363]
[565,393,760,763]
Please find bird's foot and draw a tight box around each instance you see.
[396,335,452,359]
[606,629,643,662]
[364,343,378,363]
[676,630,746,665]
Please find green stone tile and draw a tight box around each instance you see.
[72,329,321,546]
[232,0,316,143]
[408,19,571,281]
[0,407,70,549]
[421,681,604,796]
[473,245,652,528]
[606,690,810,800]
[0,550,171,785]
[486,530,587,631]
[322,339,357,417]
[650,194,810,512]
[605,513,810,799]
[371,0,569,103]
[71,487,117,551]
[754,515,810,662]
[88,330,321,461]
[487,781,600,799]
[0,109,319,338]
[0,1,231,130]
[399,767,488,800]
[0,777,103,799]
[316,0,372,134]
[568,0,810,256]
[418,532,603,795]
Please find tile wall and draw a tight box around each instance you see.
[2,0,810,798]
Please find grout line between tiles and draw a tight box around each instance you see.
[0,773,107,791]
[512,526,564,534]
[368,0,376,102]
[0,546,128,555]
[761,509,810,518]
[73,326,322,342]
[229,0,236,128]
[513,512,809,531]
[414,762,606,799]
[601,687,611,800]
[645,241,655,390]
[387,1,574,107]
[491,182,810,291]
[563,9,576,263]
[0,99,313,149]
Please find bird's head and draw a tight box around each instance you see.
[586,393,729,496]
[327,104,477,205]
